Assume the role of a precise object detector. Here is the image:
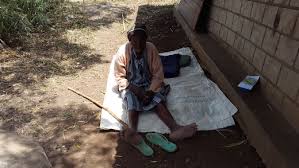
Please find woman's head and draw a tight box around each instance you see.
[127,24,147,55]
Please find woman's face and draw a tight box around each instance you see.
[130,31,147,55]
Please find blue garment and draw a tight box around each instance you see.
[121,48,166,112]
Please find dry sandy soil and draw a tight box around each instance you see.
[1,0,265,167]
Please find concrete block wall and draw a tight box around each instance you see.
[207,0,299,131]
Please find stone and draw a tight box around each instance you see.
[262,56,281,83]
[219,9,227,24]
[274,0,290,5]
[277,66,299,99]
[241,19,254,39]
[241,0,253,17]
[232,0,242,13]
[295,53,299,70]
[0,130,52,168]
[290,0,299,7]
[225,0,233,10]
[220,26,229,41]
[278,8,299,35]
[234,35,245,53]
[250,23,266,47]
[275,35,299,66]
[210,7,219,22]
[218,0,225,7]
[232,15,244,33]
[243,40,256,61]
[251,2,266,22]
[214,21,221,36]
[209,20,221,36]
[262,5,279,28]
[293,17,299,39]
[225,12,234,29]
[227,29,236,46]
[253,48,267,71]
[262,28,280,55]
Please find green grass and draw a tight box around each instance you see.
[0,0,63,42]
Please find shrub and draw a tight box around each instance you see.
[0,0,63,42]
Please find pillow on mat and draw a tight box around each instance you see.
[160,54,181,78]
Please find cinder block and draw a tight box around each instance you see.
[251,2,266,22]
[273,0,290,5]
[262,28,280,55]
[275,35,299,66]
[277,66,299,99]
[210,20,221,36]
[264,82,284,111]
[210,7,219,21]
[214,21,221,36]
[225,12,234,29]
[277,8,299,35]
[242,19,254,39]
[234,35,245,53]
[219,9,227,24]
[253,48,267,71]
[262,56,281,83]
[225,0,233,10]
[232,15,244,33]
[293,17,299,39]
[214,0,224,7]
[232,0,242,13]
[208,20,215,33]
[282,97,299,132]
[220,26,229,41]
[262,5,278,28]
[250,23,266,47]
[241,0,253,17]
[227,29,236,46]
[219,0,225,7]
[290,0,299,7]
[295,53,299,70]
[243,40,256,61]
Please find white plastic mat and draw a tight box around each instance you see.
[100,48,238,133]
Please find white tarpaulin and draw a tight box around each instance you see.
[100,48,237,133]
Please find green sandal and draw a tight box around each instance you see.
[133,139,154,157]
[145,133,177,153]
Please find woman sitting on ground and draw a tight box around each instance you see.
[114,23,197,154]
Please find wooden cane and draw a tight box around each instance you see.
[68,87,129,128]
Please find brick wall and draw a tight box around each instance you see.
[207,0,299,131]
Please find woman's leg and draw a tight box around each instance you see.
[154,102,197,141]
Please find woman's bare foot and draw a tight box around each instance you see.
[169,123,197,141]
[120,128,142,145]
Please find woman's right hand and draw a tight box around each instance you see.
[128,84,145,100]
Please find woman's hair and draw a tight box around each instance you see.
[127,23,148,41]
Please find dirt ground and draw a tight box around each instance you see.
[0,0,265,167]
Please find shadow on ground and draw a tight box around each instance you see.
[0,1,132,96]
[0,2,132,167]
